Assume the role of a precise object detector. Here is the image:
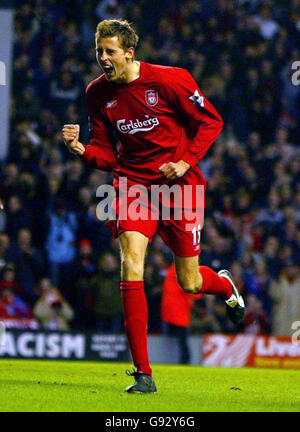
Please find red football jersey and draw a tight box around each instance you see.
[82,61,223,184]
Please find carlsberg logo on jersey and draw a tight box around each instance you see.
[116,115,159,135]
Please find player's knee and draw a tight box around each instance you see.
[181,283,200,294]
[121,251,144,280]
[177,273,202,294]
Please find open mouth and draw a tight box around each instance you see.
[102,65,114,76]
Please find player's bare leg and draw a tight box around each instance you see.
[119,231,157,393]
[174,255,245,324]
[174,255,202,294]
[119,231,148,281]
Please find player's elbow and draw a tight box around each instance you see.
[214,115,223,140]
[217,115,223,134]
[99,157,117,172]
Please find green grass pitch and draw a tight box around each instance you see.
[0,359,299,412]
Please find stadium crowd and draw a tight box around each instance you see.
[0,0,299,337]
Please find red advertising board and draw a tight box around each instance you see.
[203,334,300,369]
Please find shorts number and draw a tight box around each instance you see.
[192,224,201,246]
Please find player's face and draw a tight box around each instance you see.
[96,36,133,82]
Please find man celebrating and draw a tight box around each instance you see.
[62,19,244,393]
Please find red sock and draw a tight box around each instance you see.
[199,266,233,300]
[120,281,152,377]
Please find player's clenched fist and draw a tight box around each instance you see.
[159,160,190,180]
[62,124,85,156]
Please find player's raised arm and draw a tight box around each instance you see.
[61,83,118,172]
[161,68,223,168]
[80,83,118,172]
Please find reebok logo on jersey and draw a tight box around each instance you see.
[189,90,204,107]
[106,100,117,109]
[116,115,159,135]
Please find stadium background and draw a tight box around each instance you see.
[0,0,299,356]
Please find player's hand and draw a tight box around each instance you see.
[0,200,4,213]
[159,160,190,180]
[62,124,85,156]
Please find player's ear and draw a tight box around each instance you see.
[125,47,135,61]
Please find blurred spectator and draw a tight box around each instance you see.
[229,261,247,296]
[74,238,97,278]
[5,195,32,243]
[243,294,270,335]
[0,263,22,296]
[49,71,82,117]
[263,236,281,278]
[256,193,284,232]
[269,264,300,336]
[10,229,45,303]
[94,252,123,333]
[146,246,170,333]
[0,233,15,272]
[0,287,32,319]
[247,260,273,319]
[33,278,74,330]
[63,160,85,206]
[45,198,78,299]
[72,238,98,329]
[161,263,203,364]
[0,164,19,201]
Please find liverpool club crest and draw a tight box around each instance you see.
[145,90,158,107]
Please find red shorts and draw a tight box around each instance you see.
[106,168,206,257]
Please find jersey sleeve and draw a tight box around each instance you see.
[81,83,118,172]
[161,68,223,167]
